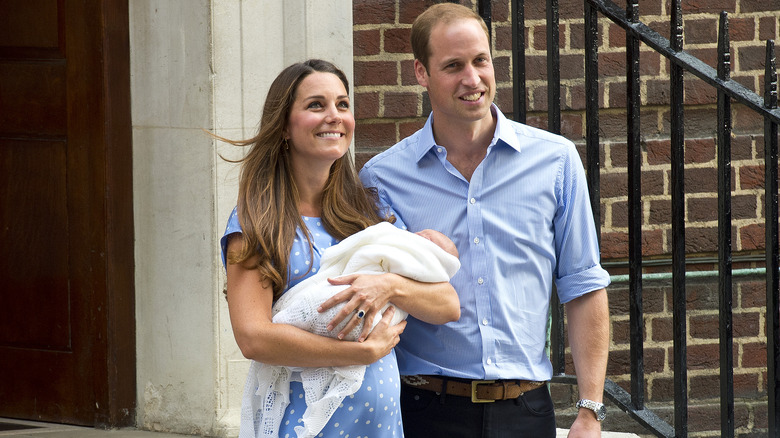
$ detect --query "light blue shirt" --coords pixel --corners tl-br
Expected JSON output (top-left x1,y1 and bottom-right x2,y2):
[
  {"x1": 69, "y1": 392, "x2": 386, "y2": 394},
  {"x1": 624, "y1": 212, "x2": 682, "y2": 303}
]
[{"x1": 359, "y1": 105, "x2": 610, "y2": 381}]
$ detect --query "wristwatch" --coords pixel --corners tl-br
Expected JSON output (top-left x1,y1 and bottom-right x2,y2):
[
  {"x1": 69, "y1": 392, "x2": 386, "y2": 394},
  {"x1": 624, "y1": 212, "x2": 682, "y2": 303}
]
[{"x1": 576, "y1": 399, "x2": 606, "y2": 421}]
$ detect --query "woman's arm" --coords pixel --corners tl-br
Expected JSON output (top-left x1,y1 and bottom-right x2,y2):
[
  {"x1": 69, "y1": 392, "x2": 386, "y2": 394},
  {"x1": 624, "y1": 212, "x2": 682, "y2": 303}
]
[
  {"x1": 322, "y1": 273, "x2": 460, "y2": 342},
  {"x1": 225, "y1": 236, "x2": 405, "y2": 367}
]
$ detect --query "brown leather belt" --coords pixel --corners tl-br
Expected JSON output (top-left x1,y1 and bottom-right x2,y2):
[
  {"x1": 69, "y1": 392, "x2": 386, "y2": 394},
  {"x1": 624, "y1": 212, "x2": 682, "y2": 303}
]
[{"x1": 401, "y1": 375, "x2": 546, "y2": 403}]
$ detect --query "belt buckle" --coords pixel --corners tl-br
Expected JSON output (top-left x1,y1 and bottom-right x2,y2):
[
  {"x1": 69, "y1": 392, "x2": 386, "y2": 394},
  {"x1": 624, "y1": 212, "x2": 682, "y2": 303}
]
[{"x1": 471, "y1": 380, "x2": 496, "y2": 403}]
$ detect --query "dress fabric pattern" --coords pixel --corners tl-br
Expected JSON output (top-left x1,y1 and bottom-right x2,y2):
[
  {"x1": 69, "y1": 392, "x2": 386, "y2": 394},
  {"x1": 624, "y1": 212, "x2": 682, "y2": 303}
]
[{"x1": 221, "y1": 210, "x2": 405, "y2": 438}]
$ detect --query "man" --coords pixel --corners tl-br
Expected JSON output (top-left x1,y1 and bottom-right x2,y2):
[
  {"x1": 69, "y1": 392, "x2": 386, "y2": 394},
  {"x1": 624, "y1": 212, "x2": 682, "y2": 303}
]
[{"x1": 359, "y1": 3, "x2": 610, "y2": 437}]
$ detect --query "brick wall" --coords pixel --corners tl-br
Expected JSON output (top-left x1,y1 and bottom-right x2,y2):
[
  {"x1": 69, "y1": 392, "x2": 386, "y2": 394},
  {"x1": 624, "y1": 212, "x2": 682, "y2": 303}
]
[{"x1": 353, "y1": 0, "x2": 779, "y2": 436}]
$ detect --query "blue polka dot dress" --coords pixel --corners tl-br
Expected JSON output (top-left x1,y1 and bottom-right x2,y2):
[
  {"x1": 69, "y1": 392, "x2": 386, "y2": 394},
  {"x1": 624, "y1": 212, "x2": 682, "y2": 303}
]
[{"x1": 221, "y1": 208, "x2": 405, "y2": 437}]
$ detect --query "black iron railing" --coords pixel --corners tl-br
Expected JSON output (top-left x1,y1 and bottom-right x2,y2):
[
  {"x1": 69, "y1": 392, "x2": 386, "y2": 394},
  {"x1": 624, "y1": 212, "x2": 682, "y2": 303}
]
[{"x1": 474, "y1": 0, "x2": 780, "y2": 436}]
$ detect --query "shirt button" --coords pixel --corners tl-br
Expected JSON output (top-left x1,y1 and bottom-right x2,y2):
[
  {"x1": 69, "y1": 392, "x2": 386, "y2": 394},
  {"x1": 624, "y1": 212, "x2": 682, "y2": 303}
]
[
  {"x1": 482, "y1": 318, "x2": 488, "y2": 325},
  {"x1": 487, "y1": 358, "x2": 493, "y2": 365},
  {"x1": 470, "y1": 197, "x2": 476, "y2": 204},
  {"x1": 437, "y1": 147, "x2": 443, "y2": 153},
  {"x1": 473, "y1": 237, "x2": 480, "y2": 244},
  {"x1": 478, "y1": 277, "x2": 484, "y2": 285}
]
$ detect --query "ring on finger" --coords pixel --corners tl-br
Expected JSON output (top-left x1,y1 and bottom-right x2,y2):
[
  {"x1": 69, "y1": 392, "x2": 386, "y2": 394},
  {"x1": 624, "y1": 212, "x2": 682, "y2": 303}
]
[{"x1": 356, "y1": 309, "x2": 366, "y2": 319}]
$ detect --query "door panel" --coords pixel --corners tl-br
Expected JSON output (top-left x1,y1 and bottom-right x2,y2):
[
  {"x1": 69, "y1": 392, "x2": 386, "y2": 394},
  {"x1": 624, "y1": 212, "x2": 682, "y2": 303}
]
[{"x1": 0, "y1": 0, "x2": 134, "y2": 426}]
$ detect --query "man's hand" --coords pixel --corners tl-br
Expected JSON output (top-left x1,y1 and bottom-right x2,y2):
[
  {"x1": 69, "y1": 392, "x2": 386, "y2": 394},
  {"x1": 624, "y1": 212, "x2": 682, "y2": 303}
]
[{"x1": 567, "y1": 408, "x2": 602, "y2": 437}]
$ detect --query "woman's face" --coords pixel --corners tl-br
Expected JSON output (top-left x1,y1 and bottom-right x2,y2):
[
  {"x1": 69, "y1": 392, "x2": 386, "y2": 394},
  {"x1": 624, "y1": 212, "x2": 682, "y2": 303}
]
[{"x1": 285, "y1": 72, "x2": 354, "y2": 168}]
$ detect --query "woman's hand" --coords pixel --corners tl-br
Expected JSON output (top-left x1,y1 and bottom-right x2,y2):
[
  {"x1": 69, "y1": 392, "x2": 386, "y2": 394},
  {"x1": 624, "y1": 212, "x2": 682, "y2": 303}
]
[
  {"x1": 361, "y1": 306, "x2": 407, "y2": 361},
  {"x1": 319, "y1": 273, "x2": 398, "y2": 342}
]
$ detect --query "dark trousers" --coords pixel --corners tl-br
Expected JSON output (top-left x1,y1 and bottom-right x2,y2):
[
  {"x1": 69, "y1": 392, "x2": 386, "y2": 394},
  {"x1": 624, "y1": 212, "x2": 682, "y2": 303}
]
[{"x1": 400, "y1": 383, "x2": 557, "y2": 438}]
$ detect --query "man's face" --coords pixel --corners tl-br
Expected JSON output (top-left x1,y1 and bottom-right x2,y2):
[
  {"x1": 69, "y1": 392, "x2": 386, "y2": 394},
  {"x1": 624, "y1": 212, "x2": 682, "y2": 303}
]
[{"x1": 415, "y1": 18, "x2": 495, "y2": 126}]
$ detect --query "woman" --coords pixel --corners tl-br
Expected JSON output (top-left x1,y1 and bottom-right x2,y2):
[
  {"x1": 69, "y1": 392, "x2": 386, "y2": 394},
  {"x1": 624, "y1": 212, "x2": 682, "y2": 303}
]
[{"x1": 220, "y1": 59, "x2": 460, "y2": 438}]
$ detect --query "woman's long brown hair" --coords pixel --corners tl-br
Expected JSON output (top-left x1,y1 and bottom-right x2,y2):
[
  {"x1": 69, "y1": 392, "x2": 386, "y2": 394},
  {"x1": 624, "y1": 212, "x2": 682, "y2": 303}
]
[{"x1": 220, "y1": 59, "x2": 390, "y2": 301}]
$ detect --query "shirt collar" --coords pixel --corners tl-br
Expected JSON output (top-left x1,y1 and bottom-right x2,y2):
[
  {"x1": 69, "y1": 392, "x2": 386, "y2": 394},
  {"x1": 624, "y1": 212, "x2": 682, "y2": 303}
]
[{"x1": 414, "y1": 104, "x2": 522, "y2": 163}]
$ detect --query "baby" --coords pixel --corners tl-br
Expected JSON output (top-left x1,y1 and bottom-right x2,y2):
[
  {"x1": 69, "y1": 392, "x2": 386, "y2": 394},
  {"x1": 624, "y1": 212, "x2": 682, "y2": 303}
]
[
  {"x1": 272, "y1": 224, "x2": 460, "y2": 341},
  {"x1": 249, "y1": 222, "x2": 460, "y2": 438}
]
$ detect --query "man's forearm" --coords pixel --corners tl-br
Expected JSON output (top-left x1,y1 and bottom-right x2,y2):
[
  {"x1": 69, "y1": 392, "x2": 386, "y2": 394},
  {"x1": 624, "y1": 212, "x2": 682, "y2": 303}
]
[{"x1": 566, "y1": 288, "x2": 609, "y2": 402}]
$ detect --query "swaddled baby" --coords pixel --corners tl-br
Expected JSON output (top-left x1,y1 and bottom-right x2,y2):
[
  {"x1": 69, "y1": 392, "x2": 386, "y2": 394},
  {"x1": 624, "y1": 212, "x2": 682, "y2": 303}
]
[
  {"x1": 247, "y1": 222, "x2": 460, "y2": 438},
  {"x1": 272, "y1": 225, "x2": 459, "y2": 341}
]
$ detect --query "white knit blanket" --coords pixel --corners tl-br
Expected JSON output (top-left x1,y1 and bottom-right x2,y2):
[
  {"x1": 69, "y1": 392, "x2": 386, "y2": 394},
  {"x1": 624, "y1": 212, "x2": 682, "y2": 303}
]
[{"x1": 239, "y1": 222, "x2": 460, "y2": 438}]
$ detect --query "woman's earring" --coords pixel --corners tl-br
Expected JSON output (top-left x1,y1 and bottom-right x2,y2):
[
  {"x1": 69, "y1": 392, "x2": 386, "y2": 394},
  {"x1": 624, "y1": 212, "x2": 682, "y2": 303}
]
[{"x1": 284, "y1": 138, "x2": 289, "y2": 150}]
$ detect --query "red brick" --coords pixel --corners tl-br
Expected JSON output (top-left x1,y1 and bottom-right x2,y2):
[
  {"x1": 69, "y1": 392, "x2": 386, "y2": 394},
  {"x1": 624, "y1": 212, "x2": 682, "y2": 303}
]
[
  {"x1": 687, "y1": 281, "x2": 720, "y2": 311},
  {"x1": 646, "y1": 139, "x2": 670, "y2": 165},
  {"x1": 494, "y1": 55, "x2": 511, "y2": 82},
  {"x1": 732, "y1": 134, "x2": 754, "y2": 161},
  {"x1": 606, "y1": 347, "x2": 666, "y2": 375},
  {"x1": 600, "y1": 172, "x2": 627, "y2": 198},
  {"x1": 645, "y1": 79, "x2": 670, "y2": 106},
  {"x1": 730, "y1": 17, "x2": 757, "y2": 42},
  {"x1": 742, "y1": 342, "x2": 767, "y2": 368},
  {"x1": 384, "y1": 27, "x2": 411, "y2": 54},
  {"x1": 607, "y1": 285, "x2": 630, "y2": 314},
  {"x1": 608, "y1": 22, "x2": 626, "y2": 48},
  {"x1": 759, "y1": 16, "x2": 777, "y2": 41},
  {"x1": 354, "y1": 0, "x2": 395, "y2": 25},
  {"x1": 685, "y1": 18, "x2": 718, "y2": 45},
  {"x1": 597, "y1": 111, "x2": 628, "y2": 140},
  {"x1": 688, "y1": 404, "x2": 725, "y2": 434},
  {"x1": 355, "y1": 121, "x2": 396, "y2": 149},
  {"x1": 383, "y1": 92, "x2": 419, "y2": 118},
  {"x1": 608, "y1": 82, "x2": 626, "y2": 108},
  {"x1": 492, "y1": 1, "x2": 508, "y2": 22},
  {"x1": 733, "y1": 74, "x2": 758, "y2": 93},
  {"x1": 739, "y1": 164, "x2": 764, "y2": 189},
  {"x1": 560, "y1": 113, "x2": 583, "y2": 140},
  {"x1": 354, "y1": 29, "x2": 381, "y2": 56},
  {"x1": 689, "y1": 374, "x2": 721, "y2": 398},
  {"x1": 642, "y1": 170, "x2": 666, "y2": 196},
  {"x1": 608, "y1": 141, "x2": 627, "y2": 167},
  {"x1": 734, "y1": 103, "x2": 767, "y2": 133},
  {"x1": 645, "y1": 286, "x2": 668, "y2": 314},
  {"x1": 682, "y1": 0, "x2": 736, "y2": 13},
  {"x1": 609, "y1": 200, "x2": 628, "y2": 228},
  {"x1": 734, "y1": 373, "x2": 763, "y2": 398},
  {"x1": 685, "y1": 166, "x2": 718, "y2": 193},
  {"x1": 400, "y1": 59, "x2": 417, "y2": 86},
  {"x1": 355, "y1": 91, "x2": 380, "y2": 119},
  {"x1": 398, "y1": 119, "x2": 425, "y2": 139},
  {"x1": 569, "y1": 22, "x2": 584, "y2": 51},
  {"x1": 734, "y1": 311, "x2": 761, "y2": 337},
  {"x1": 611, "y1": 319, "x2": 630, "y2": 345},
  {"x1": 687, "y1": 197, "x2": 717, "y2": 222},
  {"x1": 566, "y1": 83, "x2": 586, "y2": 111},
  {"x1": 732, "y1": 194, "x2": 759, "y2": 220},
  {"x1": 494, "y1": 26, "x2": 512, "y2": 51},
  {"x1": 494, "y1": 89, "x2": 514, "y2": 117},
  {"x1": 600, "y1": 231, "x2": 628, "y2": 259},
  {"x1": 741, "y1": 0, "x2": 780, "y2": 12},
  {"x1": 529, "y1": 85, "x2": 548, "y2": 113},
  {"x1": 649, "y1": 376, "x2": 674, "y2": 401},
  {"x1": 399, "y1": 0, "x2": 438, "y2": 25},
  {"x1": 524, "y1": 54, "x2": 548, "y2": 81},
  {"x1": 683, "y1": 226, "x2": 720, "y2": 253},
  {"x1": 687, "y1": 343, "x2": 720, "y2": 369},
  {"x1": 687, "y1": 47, "x2": 718, "y2": 69},
  {"x1": 739, "y1": 223, "x2": 766, "y2": 251},
  {"x1": 354, "y1": 60, "x2": 398, "y2": 86},
  {"x1": 554, "y1": 52, "x2": 585, "y2": 79},
  {"x1": 690, "y1": 314, "x2": 719, "y2": 339},
  {"x1": 651, "y1": 316, "x2": 672, "y2": 342},
  {"x1": 598, "y1": 51, "x2": 625, "y2": 77},
  {"x1": 684, "y1": 76, "x2": 718, "y2": 105},
  {"x1": 648, "y1": 199, "x2": 671, "y2": 226},
  {"x1": 739, "y1": 281, "x2": 766, "y2": 309},
  {"x1": 738, "y1": 44, "x2": 768, "y2": 72}
]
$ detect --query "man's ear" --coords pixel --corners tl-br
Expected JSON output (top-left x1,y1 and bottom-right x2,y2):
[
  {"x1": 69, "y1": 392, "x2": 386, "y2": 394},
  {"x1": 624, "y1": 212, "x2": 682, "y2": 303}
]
[{"x1": 414, "y1": 59, "x2": 429, "y2": 88}]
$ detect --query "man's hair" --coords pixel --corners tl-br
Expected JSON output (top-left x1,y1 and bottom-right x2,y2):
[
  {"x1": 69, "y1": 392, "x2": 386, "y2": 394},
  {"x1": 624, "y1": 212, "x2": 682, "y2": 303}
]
[{"x1": 411, "y1": 2, "x2": 490, "y2": 72}]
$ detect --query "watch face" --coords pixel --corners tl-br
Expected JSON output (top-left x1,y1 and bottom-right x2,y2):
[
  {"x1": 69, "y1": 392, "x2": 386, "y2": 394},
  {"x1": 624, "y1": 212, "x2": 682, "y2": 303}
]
[{"x1": 597, "y1": 405, "x2": 607, "y2": 421}]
